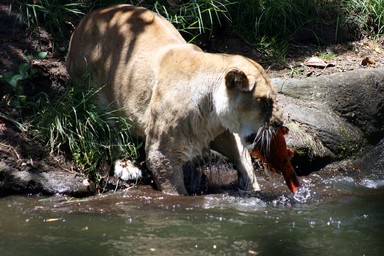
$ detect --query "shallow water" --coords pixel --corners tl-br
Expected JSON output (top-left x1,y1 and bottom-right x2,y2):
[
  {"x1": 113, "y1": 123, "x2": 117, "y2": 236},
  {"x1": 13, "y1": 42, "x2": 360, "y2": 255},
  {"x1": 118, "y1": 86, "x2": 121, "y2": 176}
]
[{"x1": 1, "y1": 143, "x2": 383, "y2": 256}]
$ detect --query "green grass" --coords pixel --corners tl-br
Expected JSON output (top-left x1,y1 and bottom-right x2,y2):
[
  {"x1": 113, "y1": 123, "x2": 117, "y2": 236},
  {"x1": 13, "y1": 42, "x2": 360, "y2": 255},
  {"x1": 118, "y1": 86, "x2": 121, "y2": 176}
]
[
  {"x1": 11, "y1": 0, "x2": 384, "y2": 56},
  {"x1": 342, "y1": 0, "x2": 384, "y2": 37},
  {"x1": 30, "y1": 85, "x2": 141, "y2": 181},
  {"x1": 229, "y1": 0, "x2": 384, "y2": 58},
  {"x1": 13, "y1": 0, "x2": 233, "y2": 45},
  {"x1": 13, "y1": 0, "x2": 89, "y2": 47},
  {"x1": 152, "y1": 0, "x2": 233, "y2": 42},
  {"x1": 229, "y1": 0, "x2": 315, "y2": 56}
]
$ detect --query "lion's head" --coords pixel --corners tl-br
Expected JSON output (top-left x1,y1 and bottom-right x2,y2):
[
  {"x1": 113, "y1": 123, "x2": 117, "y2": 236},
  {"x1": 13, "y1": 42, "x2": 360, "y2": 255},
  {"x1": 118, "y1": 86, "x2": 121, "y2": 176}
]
[{"x1": 213, "y1": 56, "x2": 283, "y2": 151}]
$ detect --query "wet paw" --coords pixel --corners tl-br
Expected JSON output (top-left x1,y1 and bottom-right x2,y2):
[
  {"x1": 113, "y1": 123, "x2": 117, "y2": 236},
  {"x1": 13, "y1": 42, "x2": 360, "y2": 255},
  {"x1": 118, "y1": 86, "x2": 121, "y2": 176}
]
[{"x1": 114, "y1": 160, "x2": 142, "y2": 181}]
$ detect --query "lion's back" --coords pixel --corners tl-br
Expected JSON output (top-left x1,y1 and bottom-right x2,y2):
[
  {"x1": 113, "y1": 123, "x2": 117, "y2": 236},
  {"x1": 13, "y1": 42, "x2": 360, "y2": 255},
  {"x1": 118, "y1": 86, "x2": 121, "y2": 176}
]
[
  {"x1": 67, "y1": 4, "x2": 185, "y2": 81},
  {"x1": 66, "y1": 4, "x2": 187, "y2": 135}
]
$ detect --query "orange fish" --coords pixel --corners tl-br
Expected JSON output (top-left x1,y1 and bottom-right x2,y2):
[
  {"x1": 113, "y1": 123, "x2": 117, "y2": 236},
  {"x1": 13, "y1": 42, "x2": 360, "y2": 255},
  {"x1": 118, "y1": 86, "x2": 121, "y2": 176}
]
[{"x1": 251, "y1": 126, "x2": 300, "y2": 193}]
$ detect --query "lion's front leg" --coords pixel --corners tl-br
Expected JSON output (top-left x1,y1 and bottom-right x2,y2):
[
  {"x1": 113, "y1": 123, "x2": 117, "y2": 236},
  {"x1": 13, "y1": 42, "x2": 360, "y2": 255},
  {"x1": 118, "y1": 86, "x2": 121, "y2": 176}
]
[
  {"x1": 146, "y1": 147, "x2": 188, "y2": 195},
  {"x1": 237, "y1": 146, "x2": 261, "y2": 192},
  {"x1": 211, "y1": 131, "x2": 260, "y2": 192}
]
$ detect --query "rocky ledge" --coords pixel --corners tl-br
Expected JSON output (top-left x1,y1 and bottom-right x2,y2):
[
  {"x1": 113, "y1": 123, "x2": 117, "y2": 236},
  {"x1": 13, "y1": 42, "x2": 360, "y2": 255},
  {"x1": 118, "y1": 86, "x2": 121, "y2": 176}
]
[{"x1": 273, "y1": 67, "x2": 384, "y2": 173}]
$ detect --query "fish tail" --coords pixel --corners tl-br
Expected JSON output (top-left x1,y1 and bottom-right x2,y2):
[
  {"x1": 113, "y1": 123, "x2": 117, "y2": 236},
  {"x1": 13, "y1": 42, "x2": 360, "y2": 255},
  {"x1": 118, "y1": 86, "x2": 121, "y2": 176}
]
[{"x1": 283, "y1": 165, "x2": 300, "y2": 194}]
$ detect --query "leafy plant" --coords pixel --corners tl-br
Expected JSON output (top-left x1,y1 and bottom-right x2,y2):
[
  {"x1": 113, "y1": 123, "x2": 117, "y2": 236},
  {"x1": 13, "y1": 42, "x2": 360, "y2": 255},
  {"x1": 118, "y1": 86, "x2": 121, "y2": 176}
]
[
  {"x1": 31, "y1": 85, "x2": 141, "y2": 181},
  {"x1": 0, "y1": 51, "x2": 47, "y2": 109}
]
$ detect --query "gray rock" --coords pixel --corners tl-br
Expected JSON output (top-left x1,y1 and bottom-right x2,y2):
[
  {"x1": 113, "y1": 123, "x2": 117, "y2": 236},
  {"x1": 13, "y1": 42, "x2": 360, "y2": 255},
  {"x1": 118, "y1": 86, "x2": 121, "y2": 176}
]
[
  {"x1": 0, "y1": 161, "x2": 96, "y2": 197},
  {"x1": 272, "y1": 68, "x2": 384, "y2": 171}
]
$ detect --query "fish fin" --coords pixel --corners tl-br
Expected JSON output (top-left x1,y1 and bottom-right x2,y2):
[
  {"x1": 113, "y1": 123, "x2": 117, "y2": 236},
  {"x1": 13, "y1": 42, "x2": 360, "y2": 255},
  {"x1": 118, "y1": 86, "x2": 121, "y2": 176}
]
[
  {"x1": 287, "y1": 148, "x2": 294, "y2": 159},
  {"x1": 288, "y1": 179, "x2": 298, "y2": 194}
]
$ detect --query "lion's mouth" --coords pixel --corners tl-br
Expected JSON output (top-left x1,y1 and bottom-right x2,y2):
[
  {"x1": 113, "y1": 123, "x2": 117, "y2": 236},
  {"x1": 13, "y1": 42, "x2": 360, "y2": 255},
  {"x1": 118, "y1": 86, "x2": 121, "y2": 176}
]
[{"x1": 245, "y1": 133, "x2": 257, "y2": 145}]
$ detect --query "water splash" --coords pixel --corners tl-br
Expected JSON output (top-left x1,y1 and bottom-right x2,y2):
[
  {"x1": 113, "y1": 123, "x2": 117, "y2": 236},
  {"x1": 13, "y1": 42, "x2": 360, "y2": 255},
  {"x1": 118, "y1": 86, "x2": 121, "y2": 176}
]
[
  {"x1": 359, "y1": 178, "x2": 384, "y2": 189},
  {"x1": 203, "y1": 194, "x2": 267, "y2": 211},
  {"x1": 271, "y1": 194, "x2": 291, "y2": 206},
  {"x1": 293, "y1": 185, "x2": 311, "y2": 203}
]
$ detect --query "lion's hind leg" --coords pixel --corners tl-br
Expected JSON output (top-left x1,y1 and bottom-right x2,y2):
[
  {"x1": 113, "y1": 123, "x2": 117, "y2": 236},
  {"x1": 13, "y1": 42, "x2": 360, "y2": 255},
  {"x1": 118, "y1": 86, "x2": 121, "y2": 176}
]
[{"x1": 146, "y1": 148, "x2": 189, "y2": 195}]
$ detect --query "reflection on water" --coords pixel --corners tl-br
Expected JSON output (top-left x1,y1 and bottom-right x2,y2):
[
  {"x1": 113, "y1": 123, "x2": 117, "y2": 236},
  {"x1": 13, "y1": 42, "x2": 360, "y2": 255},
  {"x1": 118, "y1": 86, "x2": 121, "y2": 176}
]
[{"x1": 1, "y1": 141, "x2": 383, "y2": 256}]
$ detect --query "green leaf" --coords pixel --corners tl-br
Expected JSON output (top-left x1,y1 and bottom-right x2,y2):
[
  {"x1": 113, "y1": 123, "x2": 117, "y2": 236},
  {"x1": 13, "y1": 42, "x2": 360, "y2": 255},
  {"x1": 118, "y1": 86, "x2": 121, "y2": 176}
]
[
  {"x1": 9, "y1": 74, "x2": 26, "y2": 87},
  {"x1": 36, "y1": 51, "x2": 48, "y2": 60},
  {"x1": 19, "y1": 63, "x2": 30, "y2": 74},
  {"x1": 3, "y1": 71, "x2": 15, "y2": 83},
  {"x1": 18, "y1": 95, "x2": 27, "y2": 105}
]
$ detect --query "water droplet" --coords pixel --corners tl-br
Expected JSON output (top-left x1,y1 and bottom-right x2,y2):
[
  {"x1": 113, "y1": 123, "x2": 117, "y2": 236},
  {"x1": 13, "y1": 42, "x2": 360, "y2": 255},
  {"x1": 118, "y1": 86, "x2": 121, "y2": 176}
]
[{"x1": 309, "y1": 221, "x2": 316, "y2": 228}]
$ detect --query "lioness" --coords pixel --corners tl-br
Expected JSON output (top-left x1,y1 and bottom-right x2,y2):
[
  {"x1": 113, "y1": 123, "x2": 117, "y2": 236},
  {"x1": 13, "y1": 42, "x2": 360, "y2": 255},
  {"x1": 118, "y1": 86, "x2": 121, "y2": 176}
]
[{"x1": 66, "y1": 4, "x2": 283, "y2": 195}]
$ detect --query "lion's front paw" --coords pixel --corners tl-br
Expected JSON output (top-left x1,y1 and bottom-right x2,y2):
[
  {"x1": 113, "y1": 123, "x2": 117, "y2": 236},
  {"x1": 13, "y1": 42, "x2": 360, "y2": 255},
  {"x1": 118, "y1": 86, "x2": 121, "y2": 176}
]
[
  {"x1": 249, "y1": 181, "x2": 261, "y2": 192},
  {"x1": 114, "y1": 160, "x2": 142, "y2": 181},
  {"x1": 239, "y1": 176, "x2": 261, "y2": 192}
]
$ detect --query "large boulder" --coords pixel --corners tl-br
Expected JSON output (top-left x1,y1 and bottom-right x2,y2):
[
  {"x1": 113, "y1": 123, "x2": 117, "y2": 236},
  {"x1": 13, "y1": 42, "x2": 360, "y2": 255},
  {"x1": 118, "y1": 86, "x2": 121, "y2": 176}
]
[{"x1": 272, "y1": 68, "x2": 384, "y2": 173}]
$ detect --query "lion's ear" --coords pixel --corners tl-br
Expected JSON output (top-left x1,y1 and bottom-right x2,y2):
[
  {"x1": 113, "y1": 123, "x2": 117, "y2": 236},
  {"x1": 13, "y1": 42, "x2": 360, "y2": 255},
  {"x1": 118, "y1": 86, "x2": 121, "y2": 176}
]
[{"x1": 225, "y1": 69, "x2": 255, "y2": 92}]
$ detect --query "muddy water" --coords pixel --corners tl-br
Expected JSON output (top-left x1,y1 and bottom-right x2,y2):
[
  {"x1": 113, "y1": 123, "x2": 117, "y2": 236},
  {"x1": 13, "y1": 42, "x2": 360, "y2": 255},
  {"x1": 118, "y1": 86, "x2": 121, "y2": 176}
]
[{"x1": 1, "y1": 143, "x2": 383, "y2": 256}]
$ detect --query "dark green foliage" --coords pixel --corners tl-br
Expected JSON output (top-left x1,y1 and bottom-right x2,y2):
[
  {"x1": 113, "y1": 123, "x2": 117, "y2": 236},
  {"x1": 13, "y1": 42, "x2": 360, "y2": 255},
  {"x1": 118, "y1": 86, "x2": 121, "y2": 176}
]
[
  {"x1": 13, "y1": 0, "x2": 89, "y2": 46},
  {"x1": 229, "y1": 0, "x2": 383, "y2": 56},
  {"x1": 341, "y1": 0, "x2": 384, "y2": 36},
  {"x1": 11, "y1": 0, "x2": 384, "y2": 55},
  {"x1": 0, "y1": 52, "x2": 47, "y2": 110},
  {"x1": 30, "y1": 85, "x2": 141, "y2": 180}
]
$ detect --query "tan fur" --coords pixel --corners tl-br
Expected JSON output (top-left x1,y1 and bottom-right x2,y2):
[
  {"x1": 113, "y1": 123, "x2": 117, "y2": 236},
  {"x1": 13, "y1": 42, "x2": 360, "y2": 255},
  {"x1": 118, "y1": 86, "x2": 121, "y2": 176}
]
[{"x1": 66, "y1": 4, "x2": 283, "y2": 195}]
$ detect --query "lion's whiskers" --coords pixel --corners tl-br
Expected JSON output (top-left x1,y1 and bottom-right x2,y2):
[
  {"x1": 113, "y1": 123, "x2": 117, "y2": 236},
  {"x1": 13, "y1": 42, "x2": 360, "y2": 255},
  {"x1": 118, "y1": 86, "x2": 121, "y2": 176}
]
[{"x1": 253, "y1": 124, "x2": 275, "y2": 157}]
